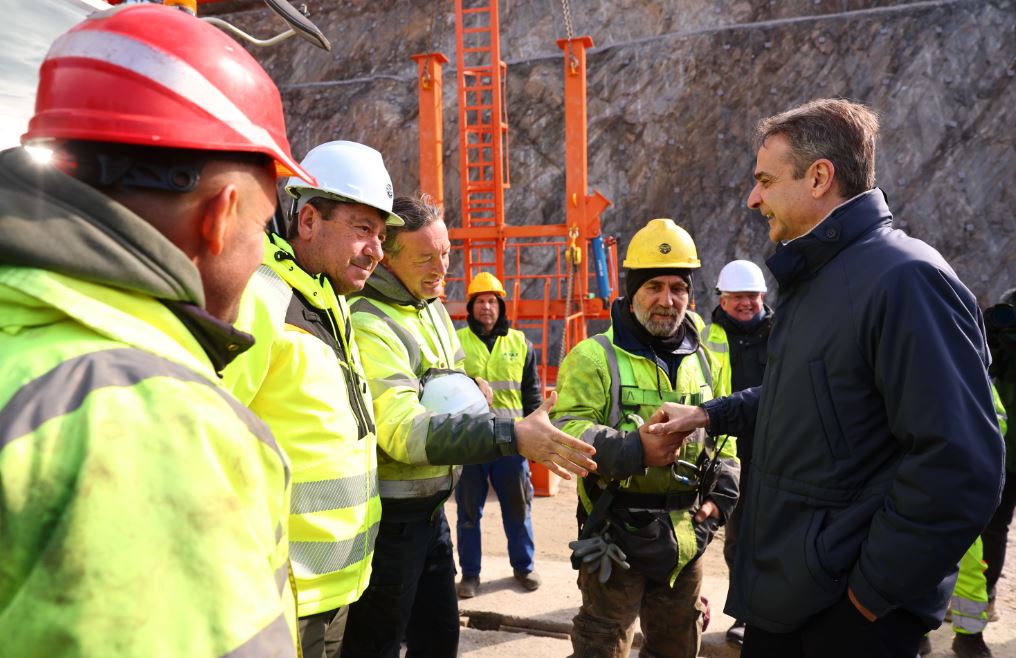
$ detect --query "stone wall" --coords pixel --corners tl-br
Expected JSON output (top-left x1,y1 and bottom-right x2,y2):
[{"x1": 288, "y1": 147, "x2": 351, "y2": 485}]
[{"x1": 218, "y1": 0, "x2": 1015, "y2": 307}]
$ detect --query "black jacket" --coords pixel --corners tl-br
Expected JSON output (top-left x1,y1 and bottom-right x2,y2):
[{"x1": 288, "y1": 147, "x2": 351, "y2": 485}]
[{"x1": 704, "y1": 189, "x2": 1004, "y2": 633}]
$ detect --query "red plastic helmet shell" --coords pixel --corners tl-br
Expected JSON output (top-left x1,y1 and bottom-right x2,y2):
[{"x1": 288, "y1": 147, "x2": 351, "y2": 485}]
[{"x1": 22, "y1": 4, "x2": 314, "y2": 185}]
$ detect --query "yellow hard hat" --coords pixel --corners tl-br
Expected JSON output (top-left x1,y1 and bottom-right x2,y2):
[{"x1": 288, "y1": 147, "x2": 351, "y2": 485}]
[
  {"x1": 467, "y1": 272, "x2": 507, "y2": 299},
  {"x1": 622, "y1": 218, "x2": 701, "y2": 269}
]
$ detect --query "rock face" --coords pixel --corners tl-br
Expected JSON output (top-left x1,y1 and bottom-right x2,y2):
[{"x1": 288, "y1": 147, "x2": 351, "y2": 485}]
[{"x1": 217, "y1": 0, "x2": 1014, "y2": 309}]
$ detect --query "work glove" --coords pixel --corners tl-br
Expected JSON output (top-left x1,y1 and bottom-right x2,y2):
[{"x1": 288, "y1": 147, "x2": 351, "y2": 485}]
[{"x1": 568, "y1": 533, "x2": 630, "y2": 583}]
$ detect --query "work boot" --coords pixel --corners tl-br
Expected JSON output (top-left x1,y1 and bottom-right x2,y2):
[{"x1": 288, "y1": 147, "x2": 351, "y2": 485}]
[
  {"x1": 513, "y1": 569, "x2": 541, "y2": 591},
  {"x1": 726, "y1": 620, "x2": 745, "y2": 646},
  {"x1": 952, "y1": 632, "x2": 992, "y2": 658},
  {"x1": 919, "y1": 635, "x2": 932, "y2": 656},
  {"x1": 457, "y1": 575, "x2": 480, "y2": 599}
]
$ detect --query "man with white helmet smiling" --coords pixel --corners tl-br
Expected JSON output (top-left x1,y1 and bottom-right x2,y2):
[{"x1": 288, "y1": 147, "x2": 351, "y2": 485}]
[
  {"x1": 224, "y1": 140, "x2": 402, "y2": 658},
  {"x1": 701, "y1": 259, "x2": 774, "y2": 646}
]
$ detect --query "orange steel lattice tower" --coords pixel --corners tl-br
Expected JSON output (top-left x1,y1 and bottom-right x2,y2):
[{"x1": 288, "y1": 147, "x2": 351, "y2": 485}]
[{"x1": 412, "y1": 1, "x2": 617, "y2": 390}]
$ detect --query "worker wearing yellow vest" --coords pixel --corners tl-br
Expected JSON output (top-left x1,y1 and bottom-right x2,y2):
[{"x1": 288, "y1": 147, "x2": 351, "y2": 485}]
[
  {"x1": 552, "y1": 219, "x2": 740, "y2": 658},
  {"x1": 342, "y1": 195, "x2": 596, "y2": 658},
  {"x1": 0, "y1": 6, "x2": 311, "y2": 656},
  {"x1": 454, "y1": 272, "x2": 544, "y2": 598},
  {"x1": 700, "y1": 259, "x2": 773, "y2": 646},
  {"x1": 224, "y1": 140, "x2": 403, "y2": 658}
]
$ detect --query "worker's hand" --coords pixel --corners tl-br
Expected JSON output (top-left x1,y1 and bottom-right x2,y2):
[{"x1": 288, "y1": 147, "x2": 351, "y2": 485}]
[
  {"x1": 474, "y1": 376, "x2": 494, "y2": 406},
  {"x1": 693, "y1": 498, "x2": 720, "y2": 523},
  {"x1": 515, "y1": 391, "x2": 597, "y2": 479},
  {"x1": 644, "y1": 402, "x2": 710, "y2": 437},
  {"x1": 638, "y1": 407, "x2": 688, "y2": 466},
  {"x1": 848, "y1": 587, "x2": 877, "y2": 621}
]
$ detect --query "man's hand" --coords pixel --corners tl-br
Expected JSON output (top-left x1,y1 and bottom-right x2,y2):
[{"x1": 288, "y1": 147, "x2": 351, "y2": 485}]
[
  {"x1": 693, "y1": 498, "x2": 720, "y2": 523},
  {"x1": 515, "y1": 391, "x2": 597, "y2": 479},
  {"x1": 474, "y1": 377, "x2": 494, "y2": 406},
  {"x1": 638, "y1": 407, "x2": 688, "y2": 467},
  {"x1": 645, "y1": 402, "x2": 710, "y2": 437}
]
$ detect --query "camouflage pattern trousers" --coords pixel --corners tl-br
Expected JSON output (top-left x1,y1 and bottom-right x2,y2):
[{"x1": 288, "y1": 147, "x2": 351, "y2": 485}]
[{"x1": 570, "y1": 555, "x2": 705, "y2": 658}]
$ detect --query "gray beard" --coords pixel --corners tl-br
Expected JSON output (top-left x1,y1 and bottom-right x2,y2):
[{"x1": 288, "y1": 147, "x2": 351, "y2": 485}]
[{"x1": 633, "y1": 304, "x2": 682, "y2": 337}]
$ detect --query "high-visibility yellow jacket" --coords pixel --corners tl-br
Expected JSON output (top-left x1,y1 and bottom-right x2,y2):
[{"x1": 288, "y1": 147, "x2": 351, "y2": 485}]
[
  {"x1": 224, "y1": 234, "x2": 381, "y2": 616},
  {"x1": 350, "y1": 266, "x2": 518, "y2": 520},
  {"x1": 0, "y1": 147, "x2": 295, "y2": 657},
  {"x1": 457, "y1": 326, "x2": 528, "y2": 419},
  {"x1": 552, "y1": 303, "x2": 739, "y2": 581}
]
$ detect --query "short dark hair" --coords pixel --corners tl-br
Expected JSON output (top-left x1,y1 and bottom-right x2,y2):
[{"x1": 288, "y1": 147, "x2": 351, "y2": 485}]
[
  {"x1": 286, "y1": 196, "x2": 387, "y2": 240},
  {"x1": 755, "y1": 98, "x2": 879, "y2": 200},
  {"x1": 386, "y1": 194, "x2": 441, "y2": 257}
]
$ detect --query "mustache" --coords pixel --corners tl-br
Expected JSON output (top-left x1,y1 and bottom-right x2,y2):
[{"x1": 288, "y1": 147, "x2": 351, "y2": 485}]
[{"x1": 649, "y1": 306, "x2": 678, "y2": 317}]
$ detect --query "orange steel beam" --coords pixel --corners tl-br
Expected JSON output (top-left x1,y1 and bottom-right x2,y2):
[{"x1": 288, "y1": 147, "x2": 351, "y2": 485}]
[
  {"x1": 411, "y1": 52, "x2": 449, "y2": 210},
  {"x1": 555, "y1": 35, "x2": 614, "y2": 352}
]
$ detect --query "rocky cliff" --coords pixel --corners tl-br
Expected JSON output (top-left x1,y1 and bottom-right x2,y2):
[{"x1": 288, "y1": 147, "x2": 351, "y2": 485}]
[{"x1": 215, "y1": 0, "x2": 1014, "y2": 308}]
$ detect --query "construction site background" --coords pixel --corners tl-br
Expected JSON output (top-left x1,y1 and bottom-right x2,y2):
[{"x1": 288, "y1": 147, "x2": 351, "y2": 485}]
[{"x1": 207, "y1": 0, "x2": 1014, "y2": 315}]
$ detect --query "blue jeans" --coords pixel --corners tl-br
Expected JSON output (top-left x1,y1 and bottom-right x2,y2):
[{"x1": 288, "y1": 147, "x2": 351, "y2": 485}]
[{"x1": 454, "y1": 455, "x2": 535, "y2": 577}]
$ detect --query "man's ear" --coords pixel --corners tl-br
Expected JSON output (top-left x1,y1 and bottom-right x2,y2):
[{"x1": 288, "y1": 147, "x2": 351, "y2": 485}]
[
  {"x1": 200, "y1": 183, "x2": 239, "y2": 256},
  {"x1": 808, "y1": 159, "x2": 837, "y2": 199},
  {"x1": 296, "y1": 203, "x2": 319, "y2": 241}
]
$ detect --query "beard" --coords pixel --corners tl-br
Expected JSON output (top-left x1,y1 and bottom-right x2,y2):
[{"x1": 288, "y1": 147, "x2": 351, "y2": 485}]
[{"x1": 633, "y1": 303, "x2": 683, "y2": 337}]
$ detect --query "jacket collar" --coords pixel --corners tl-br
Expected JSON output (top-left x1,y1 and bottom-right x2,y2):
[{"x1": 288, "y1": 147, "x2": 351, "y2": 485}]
[
  {"x1": 766, "y1": 188, "x2": 892, "y2": 289},
  {"x1": 0, "y1": 146, "x2": 204, "y2": 305},
  {"x1": 356, "y1": 262, "x2": 433, "y2": 310}
]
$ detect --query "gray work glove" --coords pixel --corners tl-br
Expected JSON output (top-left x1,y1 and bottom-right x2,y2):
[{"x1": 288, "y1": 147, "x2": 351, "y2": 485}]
[{"x1": 568, "y1": 533, "x2": 630, "y2": 583}]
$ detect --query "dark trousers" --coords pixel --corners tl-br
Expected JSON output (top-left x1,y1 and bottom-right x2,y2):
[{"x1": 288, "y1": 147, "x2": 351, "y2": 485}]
[
  {"x1": 341, "y1": 508, "x2": 459, "y2": 658},
  {"x1": 741, "y1": 596, "x2": 926, "y2": 658},
  {"x1": 982, "y1": 468, "x2": 1016, "y2": 597},
  {"x1": 455, "y1": 455, "x2": 535, "y2": 577},
  {"x1": 299, "y1": 606, "x2": 348, "y2": 658}
]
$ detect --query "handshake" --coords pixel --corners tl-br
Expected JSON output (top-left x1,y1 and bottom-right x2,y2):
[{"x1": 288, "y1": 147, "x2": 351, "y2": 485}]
[{"x1": 637, "y1": 402, "x2": 711, "y2": 468}]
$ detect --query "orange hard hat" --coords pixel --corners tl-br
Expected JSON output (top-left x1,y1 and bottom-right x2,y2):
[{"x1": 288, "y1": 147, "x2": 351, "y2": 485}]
[
  {"x1": 22, "y1": 4, "x2": 313, "y2": 184},
  {"x1": 467, "y1": 272, "x2": 507, "y2": 299}
]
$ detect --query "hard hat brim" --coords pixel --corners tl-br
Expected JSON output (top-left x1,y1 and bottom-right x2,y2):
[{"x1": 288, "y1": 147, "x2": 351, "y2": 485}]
[{"x1": 286, "y1": 187, "x2": 405, "y2": 226}]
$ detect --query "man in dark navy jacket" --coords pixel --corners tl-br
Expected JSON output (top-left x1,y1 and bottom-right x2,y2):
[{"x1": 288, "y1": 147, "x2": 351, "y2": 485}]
[{"x1": 648, "y1": 99, "x2": 1004, "y2": 658}]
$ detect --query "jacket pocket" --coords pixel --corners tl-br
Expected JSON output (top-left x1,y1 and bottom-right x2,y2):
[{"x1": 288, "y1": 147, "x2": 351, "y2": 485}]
[{"x1": 808, "y1": 360, "x2": 851, "y2": 459}]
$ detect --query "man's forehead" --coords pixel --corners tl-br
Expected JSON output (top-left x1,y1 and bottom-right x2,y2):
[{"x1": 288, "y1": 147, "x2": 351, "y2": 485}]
[{"x1": 644, "y1": 274, "x2": 688, "y2": 287}]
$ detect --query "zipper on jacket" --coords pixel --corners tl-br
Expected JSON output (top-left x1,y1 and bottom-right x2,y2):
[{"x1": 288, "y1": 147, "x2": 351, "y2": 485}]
[{"x1": 320, "y1": 275, "x2": 375, "y2": 440}]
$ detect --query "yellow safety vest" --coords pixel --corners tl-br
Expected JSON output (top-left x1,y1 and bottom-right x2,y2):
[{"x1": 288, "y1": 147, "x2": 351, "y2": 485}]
[{"x1": 457, "y1": 327, "x2": 527, "y2": 419}]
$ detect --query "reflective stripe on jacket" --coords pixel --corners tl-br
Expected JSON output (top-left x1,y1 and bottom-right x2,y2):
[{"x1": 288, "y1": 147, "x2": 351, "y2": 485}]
[
  {"x1": 552, "y1": 311, "x2": 738, "y2": 580},
  {"x1": 0, "y1": 268, "x2": 295, "y2": 657},
  {"x1": 702, "y1": 323, "x2": 733, "y2": 398},
  {"x1": 457, "y1": 327, "x2": 527, "y2": 419},
  {"x1": 224, "y1": 234, "x2": 381, "y2": 616}
]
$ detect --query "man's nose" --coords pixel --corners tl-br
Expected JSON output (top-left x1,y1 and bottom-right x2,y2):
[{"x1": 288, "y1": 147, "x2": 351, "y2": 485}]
[
  {"x1": 365, "y1": 235, "x2": 383, "y2": 261},
  {"x1": 747, "y1": 183, "x2": 762, "y2": 209}
]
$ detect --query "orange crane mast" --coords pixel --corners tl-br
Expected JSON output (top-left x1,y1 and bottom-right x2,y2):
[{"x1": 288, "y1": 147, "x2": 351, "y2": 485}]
[{"x1": 411, "y1": 0, "x2": 618, "y2": 392}]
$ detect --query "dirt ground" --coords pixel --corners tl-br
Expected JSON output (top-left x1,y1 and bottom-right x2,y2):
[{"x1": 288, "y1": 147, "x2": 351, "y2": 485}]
[{"x1": 445, "y1": 472, "x2": 1016, "y2": 657}]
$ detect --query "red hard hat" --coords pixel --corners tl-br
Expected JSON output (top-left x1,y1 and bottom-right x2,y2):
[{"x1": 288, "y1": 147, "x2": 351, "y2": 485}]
[{"x1": 22, "y1": 4, "x2": 314, "y2": 185}]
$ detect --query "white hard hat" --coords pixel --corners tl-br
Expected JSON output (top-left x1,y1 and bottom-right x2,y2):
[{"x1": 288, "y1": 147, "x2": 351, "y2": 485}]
[
  {"x1": 286, "y1": 140, "x2": 403, "y2": 226},
  {"x1": 419, "y1": 370, "x2": 490, "y2": 416},
  {"x1": 716, "y1": 260, "x2": 767, "y2": 293}
]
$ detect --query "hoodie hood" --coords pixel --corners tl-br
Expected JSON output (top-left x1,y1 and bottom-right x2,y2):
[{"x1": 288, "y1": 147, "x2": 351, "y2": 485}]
[
  {"x1": 0, "y1": 147, "x2": 204, "y2": 306},
  {"x1": 357, "y1": 262, "x2": 434, "y2": 309}
]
